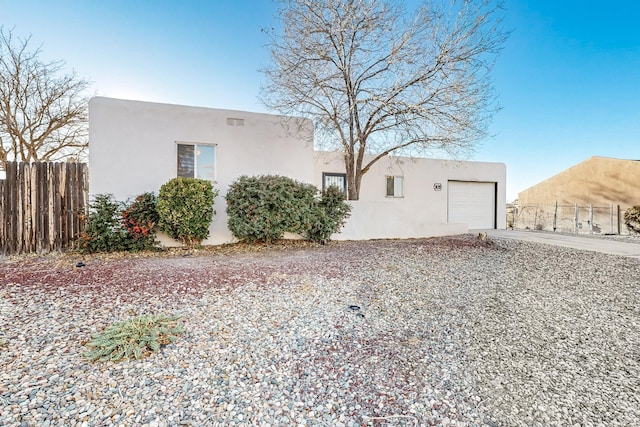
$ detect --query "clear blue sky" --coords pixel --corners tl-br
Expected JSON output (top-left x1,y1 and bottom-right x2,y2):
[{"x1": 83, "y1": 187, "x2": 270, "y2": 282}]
[{"x1": 3, "y1": 0, "x2": 639, "y2": 201}]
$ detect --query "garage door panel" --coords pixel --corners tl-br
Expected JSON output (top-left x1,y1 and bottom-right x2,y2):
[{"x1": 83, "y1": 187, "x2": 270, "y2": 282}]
[{"x1": 448, "y1": 181, "x2": 496, "y2": 229}]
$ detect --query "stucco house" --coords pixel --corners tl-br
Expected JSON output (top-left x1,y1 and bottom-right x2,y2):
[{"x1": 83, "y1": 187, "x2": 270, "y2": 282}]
[
  {"x1": 516, "y1": 156, "x2": 640, "y2": 234},
  {"x1": 89, "y1": 97, "x2": 506, "y2": 245}
]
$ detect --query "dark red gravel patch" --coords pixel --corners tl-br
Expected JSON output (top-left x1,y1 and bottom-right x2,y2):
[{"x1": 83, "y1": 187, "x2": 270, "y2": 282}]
[{"x1": 0, "y1": 235, "x2": 499, "y2": 305}]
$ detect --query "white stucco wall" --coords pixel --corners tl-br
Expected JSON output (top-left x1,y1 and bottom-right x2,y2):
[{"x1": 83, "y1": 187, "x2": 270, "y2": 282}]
[
  {"x1": 314, "y1": 151, "x2": 507, "y2": 240},
  {"x1": 89, "y1": 97, "x2": 506, "y2": 246},
  {"x1": 89, "y1": 97, "x2": 314, "y2": 245}
]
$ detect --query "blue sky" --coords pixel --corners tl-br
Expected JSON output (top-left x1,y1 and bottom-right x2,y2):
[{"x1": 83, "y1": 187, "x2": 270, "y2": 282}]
[{"x1": 2, "y1": 0, "x2": 639, "y2": 201}]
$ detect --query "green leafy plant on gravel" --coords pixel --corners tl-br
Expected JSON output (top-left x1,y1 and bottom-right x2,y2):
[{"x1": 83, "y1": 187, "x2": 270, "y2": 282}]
[{"x1": 84, "y1": 314, "x2": 184, "y2": 362}]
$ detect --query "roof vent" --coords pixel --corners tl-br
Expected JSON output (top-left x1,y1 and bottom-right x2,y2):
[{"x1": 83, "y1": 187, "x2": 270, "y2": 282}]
[{"x1": 226, "y1": 118, "x2": 245, "y2": 126}]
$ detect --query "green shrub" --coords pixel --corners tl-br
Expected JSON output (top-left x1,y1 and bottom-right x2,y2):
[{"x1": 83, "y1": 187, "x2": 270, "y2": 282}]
[
  {"x1": 79, "y1": 193, "x2": 161, "y2": 253},
  {"x1": 79, "y1": 194, "x2": 129, "y2": 253},
  {"x1": 226, "y1": 175, "x2": 350, "y2": 243},
  {"x1": 122, "y1": 192, "x2": 160, "y2": 251},
  {"x1": 84, "y1": 314, "x2": 183, "y2": 362},
  {"x1": 225, "y1": 175, "x2": 314, "y2": 243},
  {"x1": 157, "y1": 177, "x2": 217, "y2": 247},
  {"x1": 304, "y1": 185, "x2": 351, "y2": 243},
  {"x1": 624, "y1": 205, "x2": 640, "y2": 234}
]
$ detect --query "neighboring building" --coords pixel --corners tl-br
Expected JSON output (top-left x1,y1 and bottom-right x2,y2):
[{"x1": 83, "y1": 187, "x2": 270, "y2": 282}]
[
  {"x1": 89, "y1": 97, "x2": 506, "y2": 245},
  {"x1": 518, "y1": 156, "x2": 640, "y2": 206},
  {"x1": 516, "y1": 156, "x2": 640, "y2": 234}
]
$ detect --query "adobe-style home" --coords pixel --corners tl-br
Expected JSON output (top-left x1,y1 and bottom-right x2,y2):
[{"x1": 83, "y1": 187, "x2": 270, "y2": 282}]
[{"x1": 89, "y1": 97, "x2": 506, "y2": 245}]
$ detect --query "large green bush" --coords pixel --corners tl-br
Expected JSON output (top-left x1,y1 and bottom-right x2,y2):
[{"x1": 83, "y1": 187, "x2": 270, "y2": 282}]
[
  {"x1": 226, "y1": 175, "x2": 350, "y2": 243},
  {"x1": 624, "y1": 205, "x2": 640, "y2": 234},
  {"x1": 157, "y1": 177, "x2": 217, "y2": 247},
  {"x1": 304, "y1": 185, "x2": 352, "y2": 243}
]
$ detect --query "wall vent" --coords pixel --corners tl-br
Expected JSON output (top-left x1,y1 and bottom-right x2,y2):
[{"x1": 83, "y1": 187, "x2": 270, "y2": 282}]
[{"x1": 226, "y1": 118, "x2": 245, "y2": 126}]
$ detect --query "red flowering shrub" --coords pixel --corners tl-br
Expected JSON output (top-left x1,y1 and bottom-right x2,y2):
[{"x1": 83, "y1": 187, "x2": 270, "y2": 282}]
[
  {"x1": 79, "y1": 193, "x2": 160, "y2": 253},
  {"x1": 121, "y1": 192, "x2": 160, "y2": 251}
]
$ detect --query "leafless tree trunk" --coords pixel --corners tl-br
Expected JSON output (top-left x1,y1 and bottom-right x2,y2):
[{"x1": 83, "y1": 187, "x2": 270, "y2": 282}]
[
  {"x1": 0, "y1": 27, "x2": 90, "y2": 171},
  {"x1": 261, "y1": 0, "x2": 508, "y2": 200}
]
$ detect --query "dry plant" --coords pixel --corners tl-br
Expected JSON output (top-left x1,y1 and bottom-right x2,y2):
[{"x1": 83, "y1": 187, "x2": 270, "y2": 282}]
[{"x1": 84, "y1": 313, "x2": 184, "y2": 362}]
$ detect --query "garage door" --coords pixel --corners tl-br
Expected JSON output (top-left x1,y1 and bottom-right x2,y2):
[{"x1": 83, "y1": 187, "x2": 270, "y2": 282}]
[{"x1": 448, "y1": 181, "x2": 496, "y2": 229}]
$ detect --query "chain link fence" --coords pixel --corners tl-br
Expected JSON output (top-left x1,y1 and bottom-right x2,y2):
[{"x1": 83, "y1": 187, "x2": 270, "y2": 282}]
[{"x1": 507, "y1": 203, "x2": 632, "y2": 235}]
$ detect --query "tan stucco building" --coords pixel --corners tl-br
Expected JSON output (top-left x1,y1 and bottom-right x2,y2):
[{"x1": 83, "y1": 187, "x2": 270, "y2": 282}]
[
  {"x1": 516, "y1": 156, "x2": 640, "y2": 234},
  {"x1": 518, "y1": 156, "x2": 640, "y2": 206}
]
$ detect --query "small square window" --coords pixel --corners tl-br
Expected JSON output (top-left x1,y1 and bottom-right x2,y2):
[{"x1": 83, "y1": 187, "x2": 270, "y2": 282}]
[
  {"x1": 322, "y1": 172, "x2": 347, "y2": 195},
  {"x1": 177, "y1": 143, "x2": 216, "y2": 180},
  {"x1": 386, "y1": 176, "x2": 403, "y2": 197}
]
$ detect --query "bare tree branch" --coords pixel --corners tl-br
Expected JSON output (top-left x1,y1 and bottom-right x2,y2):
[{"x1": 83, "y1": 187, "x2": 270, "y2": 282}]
[
  {"x1": 0, "y1": 27, "x2": 90, "y2": 170},
  {"x1": 261, "y1": 0, "x2": 508, "y2": 199}
]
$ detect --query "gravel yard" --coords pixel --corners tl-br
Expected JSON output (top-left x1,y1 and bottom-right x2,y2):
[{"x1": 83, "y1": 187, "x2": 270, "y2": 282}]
[{"x1": 1, "y1": 235, "x2": 639, "y2": 427}]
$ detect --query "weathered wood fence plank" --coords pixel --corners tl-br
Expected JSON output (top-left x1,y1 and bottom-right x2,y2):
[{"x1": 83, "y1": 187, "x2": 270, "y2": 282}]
[{"x1": 0, "y1": 161, "x2": 88, "y2": 255}]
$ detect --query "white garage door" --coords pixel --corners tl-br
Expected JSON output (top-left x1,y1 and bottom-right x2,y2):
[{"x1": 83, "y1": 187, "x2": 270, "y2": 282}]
[{"x1": 448, "y1": 181, "x2": 496, "y2": 229}]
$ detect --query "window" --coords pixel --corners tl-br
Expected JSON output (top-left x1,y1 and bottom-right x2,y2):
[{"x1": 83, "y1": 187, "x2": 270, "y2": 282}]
[
  {"x1": 322, "y1": 172, "x2": 347, "y2": 195},
  {"x1": 177, "y1": 143, "x2": 216, "y2": 180},
  {"x1": 386, "y1": 176, "x2": 404, "y2": 197}
]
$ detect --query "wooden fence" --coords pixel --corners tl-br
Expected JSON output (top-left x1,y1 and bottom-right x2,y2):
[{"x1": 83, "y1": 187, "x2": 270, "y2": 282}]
[{"x1": 0, "y1": 161, "x2": 89, "y2": 255}]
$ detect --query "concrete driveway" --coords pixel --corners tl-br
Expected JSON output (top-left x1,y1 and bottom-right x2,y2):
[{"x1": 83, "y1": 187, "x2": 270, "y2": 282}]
[{"x1": 484, "y1": 229, "x2": 640, "y2": 260}]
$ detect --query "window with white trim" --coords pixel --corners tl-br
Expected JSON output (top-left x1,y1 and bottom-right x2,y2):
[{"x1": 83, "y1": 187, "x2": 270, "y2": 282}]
[
  {"x1": 322, "y1": 172, "x2": 347, "y2": 195},
  {"x1": 386, "y1": 176, "x2": 404, "y2": 197},
  {"x1": 177, "y1": 143, "x2": 216, "y2": 180}
]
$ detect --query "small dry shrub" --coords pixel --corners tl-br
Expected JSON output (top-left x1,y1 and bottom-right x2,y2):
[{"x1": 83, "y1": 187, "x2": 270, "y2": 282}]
[{"x1": 84, "y1": 313, "x2": 183, "y2": 362}]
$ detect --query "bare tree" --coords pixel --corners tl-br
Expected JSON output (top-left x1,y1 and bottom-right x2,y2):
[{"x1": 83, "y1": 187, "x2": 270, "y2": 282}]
[
  {"x1": 0, "y1": 27, "x2": 90, "y2": 170},
  {"x1": 261, "y1": 0, "x2": 508, "y2": 200}
]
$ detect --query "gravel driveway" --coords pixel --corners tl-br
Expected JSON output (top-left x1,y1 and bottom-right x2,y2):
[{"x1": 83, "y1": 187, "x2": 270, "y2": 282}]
[{"x1": 1, "y1": 235, "x2": 639, "y2": 426}]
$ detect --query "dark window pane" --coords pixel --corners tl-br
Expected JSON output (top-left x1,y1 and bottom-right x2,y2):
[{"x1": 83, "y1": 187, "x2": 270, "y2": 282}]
[
  {"x1": 386, "y1": 176, "x2": 394, "y2": 196},
  {"x1": 177, "y1": 144, "x2": 195, "y2": 178},
  {"x1": 323, "y1": 173, "x2": 347, "y2": 194}
]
